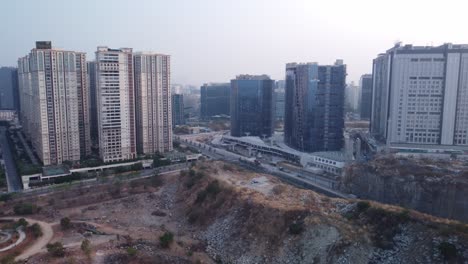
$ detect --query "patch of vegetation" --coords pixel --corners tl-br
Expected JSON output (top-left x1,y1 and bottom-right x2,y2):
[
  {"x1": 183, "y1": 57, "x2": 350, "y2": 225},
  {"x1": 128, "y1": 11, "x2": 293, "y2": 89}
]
[
  {"x1": 438, "y1": 242, "x2": 458, "y2": 261},
  {"x1": 153, "y1": 154, "x2": 171, "y2": 168},
  {"x1": 289, "y1": 221, "x2": 304, "y2": 235},
  {"x1": 13, "y1": 203, "x2": 38, "y2": 215},
  {"x1": 357, "y1": 201, "x2": 370, "y2": 212},
  {"x1": 81, "y1": 239, "x2": 92, "y2": 257},
  {"x1": 60, "y1": 217, "x2": 72, "y2": 230},
  {"x1": 195, "y1": 180, "x2": 221, "y2": 204},
  {"x1": 0, "y1": 255, "x2": 16, "y2": 264},
  {"x1": 30, "y1": 223, "x2": 43, "y2": 238},
  {"x1": 16, "y1": 218, "x2": 29, "y2": 227},
  {"x1": 185, "y1": 170, "x2": 205, "y2": 189},
  {"x1": 126, "y1": 247, "x2": 137, "y2": 257},
  {"x1": 47, "y1": 242, "x2": 65, "y2": 257},
  {"x1": 0, "y1": 193, "x2": 14, "y2": 202},
  {"x1": 222, "y1": 164, "x2": 233, "y2": 171},
  {"x1": 159, "y1": 231, "x2": 174, "y2": 248}
]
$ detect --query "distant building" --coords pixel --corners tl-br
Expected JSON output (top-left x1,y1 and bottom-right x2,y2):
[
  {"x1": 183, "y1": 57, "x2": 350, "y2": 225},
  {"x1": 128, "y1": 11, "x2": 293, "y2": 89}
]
[
  {"x1": 275, "y1": 80, "x2": 285, "y2": 121},
  {"x1": 372, "y1": 43, "x2": 468, "y2": 151},
  {"x1": 87, "y1": 61, "x2": 98, "y2": 147},
  {"x1": 96, "y1": 46, "x2": 136, "y2": 163},
  {"x1": 359, "y1": 74, "x2": 373, "y2": 120},
  {"x1": 0, "y1": 67, "x2": 19, "y2": 111},
  {"x1": 134, "y1": 53, "x2": 173, "y2": 154},
  {"x1": 230, "y1": 75, "x2": 274, "y2": 137},
  {"x1": 284, "y1": 61, "x2": 346, "y2": 152},
  {"x1": 172, "y1": 94, "x2": 185, "y2": 126},
  {"x1": 17, "y1": 41, "x2": 90, "y2": 165},
  {"x1": 200, "y1": 83, "x2": 230, "y2": 119},
  {"x1": 345, "y1": 82, "x2": 360, "y2": 112}
]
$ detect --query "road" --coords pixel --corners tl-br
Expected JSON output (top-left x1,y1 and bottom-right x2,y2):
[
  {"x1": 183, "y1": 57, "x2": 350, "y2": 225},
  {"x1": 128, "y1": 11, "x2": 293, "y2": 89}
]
[
  {"x1": 16, "y1": 131, "x2": 39, "y2": 165},
  {"x1": 0, "y1": 126, "x2": 22, "y2": 192},
  {"x1": 176, "y1": 135, "x2": 350, "y2": 199}
]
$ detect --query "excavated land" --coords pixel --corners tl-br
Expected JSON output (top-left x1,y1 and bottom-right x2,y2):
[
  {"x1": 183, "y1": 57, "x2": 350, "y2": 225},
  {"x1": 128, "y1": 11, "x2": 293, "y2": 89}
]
[
  {"x1": 342, "y1": 155, "x2": 468, "y2": 222},
  {"x1": 0, "y1": 160, "x2": 467, "y2": 263}
]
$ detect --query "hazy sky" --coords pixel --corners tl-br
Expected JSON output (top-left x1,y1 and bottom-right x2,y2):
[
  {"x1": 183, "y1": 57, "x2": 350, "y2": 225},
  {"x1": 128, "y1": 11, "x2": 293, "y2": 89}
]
[{"x1": 2, "y1": 0, "x2": 468, "y2": 86}]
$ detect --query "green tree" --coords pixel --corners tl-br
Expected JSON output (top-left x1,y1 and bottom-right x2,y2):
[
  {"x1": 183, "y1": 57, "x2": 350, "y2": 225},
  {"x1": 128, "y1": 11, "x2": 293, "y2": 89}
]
[
  {"x1": 81, "y1": 239, "x2": 92, "y2": 258},
  {"x1": 159, "y1": 231, "x2": 174, "y2": 248},
  {"x1": 47, "y1": 242, "x2": 65, "y2": 257},
  {"x1": 31, "y1": 223, "x2": 43, "y2": 238},
  {"x1": 60, "y1": 217, "x2": 72, "y2": 230},
  {"x1": 126, "y1": 247, "x2": 137, "y2": 257},
  {"x1": 16, "y1": 218, "x2": 29, "y2": 227}
]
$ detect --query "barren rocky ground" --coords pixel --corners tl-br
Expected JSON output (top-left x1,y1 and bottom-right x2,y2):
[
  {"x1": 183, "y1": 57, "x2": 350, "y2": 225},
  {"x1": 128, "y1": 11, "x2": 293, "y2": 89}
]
[{"x1": 0, "y1": 160, "x2": 467, "y2": 263}]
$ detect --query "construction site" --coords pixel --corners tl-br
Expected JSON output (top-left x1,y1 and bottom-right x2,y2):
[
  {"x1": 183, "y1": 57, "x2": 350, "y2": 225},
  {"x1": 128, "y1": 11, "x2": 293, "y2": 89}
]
[{"x1": 0, "y1": 160, "x2": 466, "y2": 263}]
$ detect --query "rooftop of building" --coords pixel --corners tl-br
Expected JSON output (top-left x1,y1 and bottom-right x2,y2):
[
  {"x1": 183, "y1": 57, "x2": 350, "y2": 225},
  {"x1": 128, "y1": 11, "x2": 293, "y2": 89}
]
[
  {"x1": 313, "y1": 151, "x2": 348, "y2": 162},
  {"x1": 234, "y1": 74, "x2": 271, "y2": 80},
  {"x1": 42, "y1": 165, "x2": 70, "y2": 177},
  {"x1": 97, "y1": 46, "x2": 132, "y2": 53}
]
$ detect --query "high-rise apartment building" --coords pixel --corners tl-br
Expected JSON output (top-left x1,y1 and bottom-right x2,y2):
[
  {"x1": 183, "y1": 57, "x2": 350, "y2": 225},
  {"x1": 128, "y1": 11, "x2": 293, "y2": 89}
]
[
  {"x1": 0, "y1": 67, "x2": 19, "y2": 111},
  {"x1": 17, "y1": 41, "x2": 90, "y2": 165},
  {"x1": 359, "y1": 74, "x2": 373, "y2": 120},
  {"x1": 371, "y1": 43, "x2": 468, "y2": 149},
  {"x1": 284, "y1": 61, "x2": 346, "y2": 152},
  {"x1": 95, "y1": 47, "x2": 136, "y2": 162},
  {"x1": 200, "y1": 83, "x2": 230, "y2": 119},
  {"x1": 172, "y1": 94, "x2": 185, "y2": 126},
  {"x1": 230, "y1": 75, "x2": 274, "y2": 138},
  {"x1": 134, "y1": 53, "x2": 173, "y2": 154},
  {"x1": 275, "y1": 80, "x2": 285, "y2": 121},
  {"x1": 76, "y1": 53, "x2": 91, "y2": 157},
  {"x1": 87, "y1": 61, "x2": 98, "y2": 147}
]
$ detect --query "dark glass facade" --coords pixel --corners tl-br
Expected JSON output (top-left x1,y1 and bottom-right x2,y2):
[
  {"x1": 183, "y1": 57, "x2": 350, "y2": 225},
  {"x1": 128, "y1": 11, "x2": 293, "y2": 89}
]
[
  {"x1": 172, "y1": 94, "x2": 185, "y2": 126},
  {"x1": 0, "y1": 67, "x2": 19, "y2": 110},
  {"x1": 200, "y1": 83, "x2": 230, "y2": 119},
  {"x1": 360, "y1": 74, "x2": 373, "y2": 120},
  {"x1": 284, "y1": 61, "x2": 346, "y2": 152},
  {"x1": 87, "y1": 61, "x2": 98, "y2": 145},
  {"x1": 230, "y1": 75, "x2": 274, "y2": 137}
]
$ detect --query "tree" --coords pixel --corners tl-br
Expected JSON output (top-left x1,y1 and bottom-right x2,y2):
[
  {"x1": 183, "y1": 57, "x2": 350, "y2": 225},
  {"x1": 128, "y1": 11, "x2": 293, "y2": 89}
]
[
  {"x1": 16, "y1": 218, "x2": 29, "y2": 227},
  {"x1": 81, "y1": 239, "x2": 92, "y2": 258},
  {"x1": 13, "y1": 203, "x2": 36, "y2": 215},
  {"x1": 47, "y1": 242, "x2": 65, "y2": 257},
  {"x1": 126, "y1": 247, "x2": 137, "y2": 257},
  {"x1": 60, "y1": 217, "x2": 72, "y2": 230},
  {"x1": 31, "y1": 223, "x2": 43, "y2": 238}
]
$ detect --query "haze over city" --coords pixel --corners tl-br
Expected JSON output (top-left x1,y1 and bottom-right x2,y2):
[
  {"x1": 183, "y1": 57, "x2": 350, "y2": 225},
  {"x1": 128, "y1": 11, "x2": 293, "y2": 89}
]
[
  {"x1": 2, "y1": 0, "x2": 468, "y2": 85},
  {"x1": 1, "y1": 0, "x2": 468, "y2": 263}
]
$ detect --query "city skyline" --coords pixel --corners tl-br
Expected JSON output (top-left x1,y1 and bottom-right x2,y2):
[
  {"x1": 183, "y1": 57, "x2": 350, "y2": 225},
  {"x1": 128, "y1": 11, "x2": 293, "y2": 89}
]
[{"x1": 2, "y1": 0, "x2": 468, "y2": 86}]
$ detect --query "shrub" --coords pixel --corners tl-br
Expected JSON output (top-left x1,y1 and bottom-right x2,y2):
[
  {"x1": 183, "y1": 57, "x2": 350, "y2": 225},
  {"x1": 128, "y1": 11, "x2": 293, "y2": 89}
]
[
  {"x1": 13, "y1": 203, "x2": 36, "y2": 215},
  {"x1": 206, "y1": 180, "x2": 221, "y2": 195},
  {"x1": 47, "y1": 242, "x2": 65, "y2": 257},
  {"x1": 438, "y1": 242, "x2": 457, "y2": 260},
  {"x1": 126, "y1": 247, "x2": 137, "y2": 257},
  {"x1": 16, "y1": 218, "x2": 29, "y2": 227},
  {"x1": 0, "y1": 255, "x2": 15, "y2": 264},
  {"x1": 357, "y1": 201, "x2": 370, "y2": 212},
  {"x1": 0, "y1": 193, "x2": 13, "y2": 202},
  {"x1": 31, "y1": 223, "x2": 42, "y2": 238},
  {"x1": 159, "y1": 231, "x2": 174, "y2": 248},
  {"x1": 60, "y1": 217, "x2": 72, "y2": 230},
  {"x1": 195, "y1": 190, "x2": 208, "y2": 204},
  {"x1": 289, "y1": 221, "x2": 304, "y2": 235},
  {"x1": 81, "y1": 239, "x2": 92, "y2": 257}
]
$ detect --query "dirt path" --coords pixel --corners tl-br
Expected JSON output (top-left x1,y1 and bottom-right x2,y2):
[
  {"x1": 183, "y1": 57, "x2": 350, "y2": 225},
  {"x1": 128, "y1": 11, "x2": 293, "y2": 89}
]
[{"x1": 0, "y1": 217, "x2": 54, "y2": 261}]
